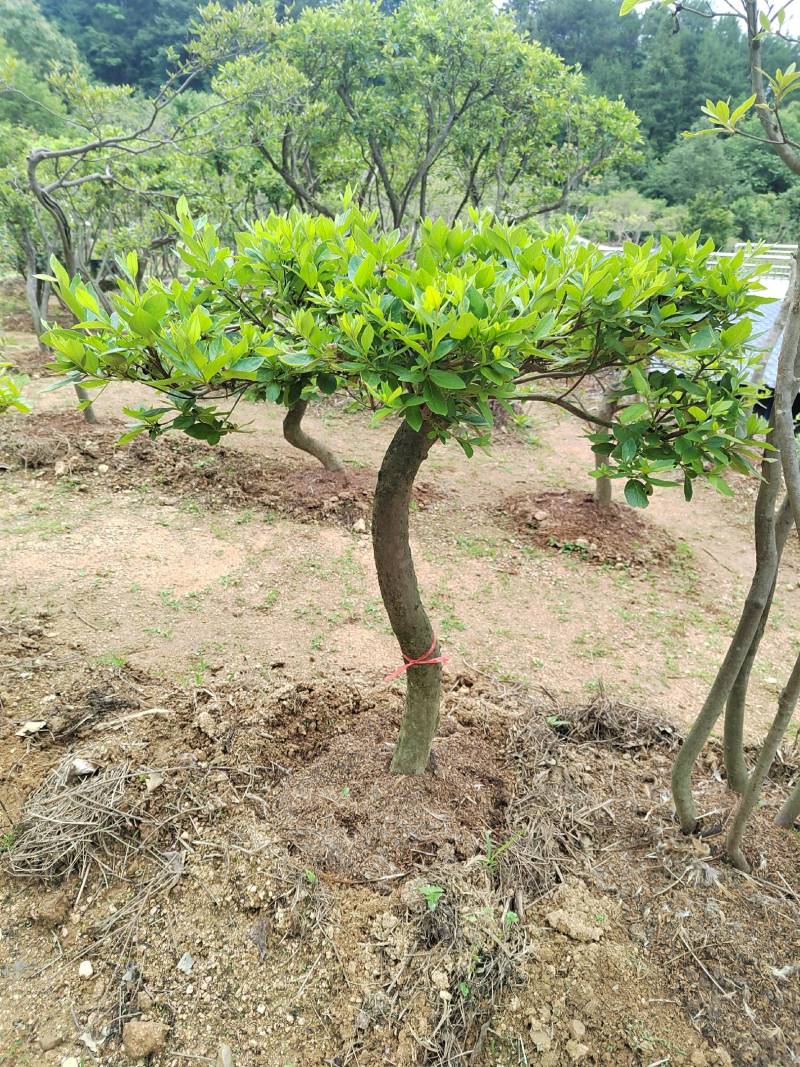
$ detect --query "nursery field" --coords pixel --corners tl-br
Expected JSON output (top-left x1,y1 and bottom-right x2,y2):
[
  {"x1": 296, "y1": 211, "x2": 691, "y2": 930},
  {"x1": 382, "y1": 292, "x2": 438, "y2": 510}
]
[{"x1": 1, "y1": 308, "x2": 799, "y2": 1067}]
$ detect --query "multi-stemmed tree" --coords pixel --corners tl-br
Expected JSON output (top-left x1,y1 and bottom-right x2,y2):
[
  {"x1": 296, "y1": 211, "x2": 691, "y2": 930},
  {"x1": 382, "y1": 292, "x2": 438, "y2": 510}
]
[
  {"x1": 622, "y1": 0, "x2": 800, "y2": 868},
  {"x1": 44, "y1": 203, "x2": 767, "y2": 778}
]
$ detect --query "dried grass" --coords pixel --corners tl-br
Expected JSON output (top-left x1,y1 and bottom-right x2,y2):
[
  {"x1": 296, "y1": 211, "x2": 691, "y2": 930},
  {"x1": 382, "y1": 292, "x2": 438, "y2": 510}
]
[
  {"x1": 2, "y1": 755, "x2": 143, "y2": 888},
  {"x1": 408, "y1": 867, "x2": 531, "y2": 1067},
  {"x1": 559, "y1": 687, "x2": 681, "y2": 751}
]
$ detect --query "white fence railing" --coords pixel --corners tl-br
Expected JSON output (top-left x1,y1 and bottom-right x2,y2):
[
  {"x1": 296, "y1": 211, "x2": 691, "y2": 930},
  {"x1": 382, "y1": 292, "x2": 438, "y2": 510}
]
[{"x1": 708, "y1": 243, "x2": 795, "y2": 279}]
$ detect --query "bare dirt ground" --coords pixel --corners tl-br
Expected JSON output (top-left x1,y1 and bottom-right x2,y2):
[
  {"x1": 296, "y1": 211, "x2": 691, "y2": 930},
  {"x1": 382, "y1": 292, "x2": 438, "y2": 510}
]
[{"x1": 1, "y1": 322, "x2": 799, "y2": 1066}]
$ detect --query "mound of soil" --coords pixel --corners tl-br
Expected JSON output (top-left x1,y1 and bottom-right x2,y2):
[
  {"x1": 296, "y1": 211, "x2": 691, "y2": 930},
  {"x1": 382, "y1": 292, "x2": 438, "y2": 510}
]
[
  {"x1": 0, "y1": 411, "x2": 436, "y2": 527},
  {"x1": 1, "y1": 658, "x2": 799, "y2": 1066},
  {"x1": 274, "y1": 699, "x2": 512, "y2": 879},
  {"x1": 504, "y1": 488, "x2": 675, "y2": 568},
  {"x1": 4, "y1": 345, "x2": 50, "y2": 377}
]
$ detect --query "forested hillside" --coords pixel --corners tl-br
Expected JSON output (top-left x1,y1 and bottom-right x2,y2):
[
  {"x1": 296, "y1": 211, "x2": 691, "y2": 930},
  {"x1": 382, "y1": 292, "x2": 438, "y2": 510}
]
[{"x1": 4, "y1": 0, "x2": 796, "y2": 248}]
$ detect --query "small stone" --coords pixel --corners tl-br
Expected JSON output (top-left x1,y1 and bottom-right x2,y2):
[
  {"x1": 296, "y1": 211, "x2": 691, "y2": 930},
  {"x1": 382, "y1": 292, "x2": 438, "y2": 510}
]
[
  {"x1": 177, "y1": 951, "x2": 194, "y2": 974},
  {"x1": 195, "y1": 711, "x2": 216, "y2": 738},
  {"x1": 566, "y1": 1040, "x2": 589, "y2": 1062},
  {"x1": 690, "y1": 1053, "x2": 708, "y2": 1067},
  {"x1": 122, "y1": 1020, "x2": 169, "y2": 1060},
  {"x1": 533, "y1": 510, "x2": 548, "y2": 522},
  {"x1": 568, "y1": 1019, "x2": 586, "y2": 1041},
  {"x1": 61, "y1": 1058, "x2": 80, "y2": 1067},
  {"x1": 39, "y1": 1028, "x2": 64, "y2": 1052},
  {"x1": 216, "y1": 1043, "x2": 234, "y2": 1067},
  {"x1": 78, "y1": 960, "x2": 94, "y2": 979},
  {"x1": 137, "y1": 992, "x2": 153, "y2": 1012},
  {"x1": 97, "y1": 463, "x2": 109, "y2": 473},
  {"x1": 353, "y1": 518, "x2": 367, "y2": 534},
  {"x1": 530, "y1": 1030, "x2": 551, "y2": 1052}
]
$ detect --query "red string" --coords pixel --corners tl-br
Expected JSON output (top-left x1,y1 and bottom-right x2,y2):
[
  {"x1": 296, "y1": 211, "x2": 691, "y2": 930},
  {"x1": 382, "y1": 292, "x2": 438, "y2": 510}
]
[{"x1": 384, "y1": 637, "x2": 448, "y2": 681}]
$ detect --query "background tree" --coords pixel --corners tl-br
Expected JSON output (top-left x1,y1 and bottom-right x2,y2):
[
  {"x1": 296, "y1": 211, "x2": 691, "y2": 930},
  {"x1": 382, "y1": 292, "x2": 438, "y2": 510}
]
[{"x1": 198, "y1": 0, "x2": 641, "y2": 229}]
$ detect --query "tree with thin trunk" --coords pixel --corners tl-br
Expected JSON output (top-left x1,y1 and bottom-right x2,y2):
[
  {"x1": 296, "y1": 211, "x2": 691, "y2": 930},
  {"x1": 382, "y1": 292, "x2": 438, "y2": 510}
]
[
  {"x1": 44, "y1": 207, "x2": 769, "y2": 775},
  {"x1": 623, "y1": 0, "x2": 800, "y2": 865}
]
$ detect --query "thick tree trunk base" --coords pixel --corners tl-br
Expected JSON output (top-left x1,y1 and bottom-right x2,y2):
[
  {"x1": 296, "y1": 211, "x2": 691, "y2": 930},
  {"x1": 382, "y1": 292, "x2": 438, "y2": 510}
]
[{"x1": 373, "y1": 420, "x2": 441, "y2": 776}]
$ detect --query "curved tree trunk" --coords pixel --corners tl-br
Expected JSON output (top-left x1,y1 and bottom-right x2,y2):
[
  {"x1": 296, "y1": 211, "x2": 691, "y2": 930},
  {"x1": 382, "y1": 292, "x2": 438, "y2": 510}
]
[
  {"x1": 282, "y1": 400, "x2": 344, "y2": 473},
  {"x1": 724, "y1": 495, "x2": 793, "y2": 792},
  {"x1": 671, "y1": 450, "x2": 782, "y2": 833},
  {"x1": 372, "y1": 419, "x2": 441, "y2": 774},
  {"x1": 775, "y1": 776, "x2": 800, "y2": 828},
  {"x1": 726, "y1": 648, "x2": 800, "y2": 871}
]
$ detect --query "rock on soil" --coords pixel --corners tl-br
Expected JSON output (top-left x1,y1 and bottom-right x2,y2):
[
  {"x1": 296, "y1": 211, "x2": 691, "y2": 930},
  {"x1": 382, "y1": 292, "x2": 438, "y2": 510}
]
[
  {"x1": 545, "y1": 908, "x2": 604, "y2": 943},
  {"x1": 122, "y1": 1020, "x2": 169, "y2": 1060}
]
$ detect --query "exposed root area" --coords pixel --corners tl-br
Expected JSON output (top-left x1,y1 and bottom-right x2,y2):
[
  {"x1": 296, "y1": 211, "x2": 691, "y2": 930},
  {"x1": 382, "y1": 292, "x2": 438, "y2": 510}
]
[{"x1": 1, "y1": 660, "x2": 798, "y2": 1065}]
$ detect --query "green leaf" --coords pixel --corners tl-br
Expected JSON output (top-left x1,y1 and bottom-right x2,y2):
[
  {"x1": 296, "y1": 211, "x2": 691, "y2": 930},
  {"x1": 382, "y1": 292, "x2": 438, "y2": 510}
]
[
  {"x1": 317, "y1": 372, "x2": 337, "y2": 395},
  {"x1": 467, "y1": 287, "x2": 488, "y2": 320},
  {"x1": 449, "y1": 312, "x2": 475, "y2": 340},
  {"x1": 629, "y1": 365, "x2": 649, "y2": 396},
  {"x1": 428, "y1": 368, "x2": 466, "y2": 390},
  {"x1": 184, "y1": 422, "x2": 222, "y2": 444},
  {"x1": 707, "y1": 473, "x2": 734, "y2": 497},
  {"x1": 354, "y1": 254, "x2": 376, "y2": 289},
  {"x1": 721, "y1": 318, "x2": 751, "y2": 347},
  {"x1": 618, "y1": 402, "x2": 649, "y2": 425},
  {"x1": 279, "y1": 350, "x2": 315, "y2": 368},
  {"x1": 405, "y1": 406, "x2": 423, "y2": 431},
  {"x1": 624, "y1": 480, "x2": 649, "y2": 508}
]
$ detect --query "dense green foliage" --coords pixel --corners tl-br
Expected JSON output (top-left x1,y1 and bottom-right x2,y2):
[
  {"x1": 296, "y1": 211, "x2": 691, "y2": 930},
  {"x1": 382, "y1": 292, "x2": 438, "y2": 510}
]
[
  {"x1": 508, "y1": 0, "x2": 799, "y2": 244},
  {"x1": 43, "y1": 201, "x2": 767, "y2": 501},
  {"x1": 37, "y1": 0, "x2": 233, "y2": 93}
]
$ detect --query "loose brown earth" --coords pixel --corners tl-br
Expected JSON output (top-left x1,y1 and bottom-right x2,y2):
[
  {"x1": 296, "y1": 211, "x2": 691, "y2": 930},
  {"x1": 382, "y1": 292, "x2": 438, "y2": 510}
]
[{"x1": 1, "y1": 315, "x2": 799, "y2": 1065}]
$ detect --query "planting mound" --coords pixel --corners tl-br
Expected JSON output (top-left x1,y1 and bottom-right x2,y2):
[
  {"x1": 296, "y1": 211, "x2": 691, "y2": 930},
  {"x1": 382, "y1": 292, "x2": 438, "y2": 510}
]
[
  {"x1": 4, "y1": 344, "x2": 49, "y2": 377},
  {"x1": 504, "y1": 488, "x2": 675, "y2": 568},
  {"x1": 0, "y1": 411, "x2": 436, "y2": 527},
  {"x1": 1, "y1": 653, "x2": 799, "y2": 1065},
  {"x1": 274, "y1": 700, "x2": 513, "y2": 879}
]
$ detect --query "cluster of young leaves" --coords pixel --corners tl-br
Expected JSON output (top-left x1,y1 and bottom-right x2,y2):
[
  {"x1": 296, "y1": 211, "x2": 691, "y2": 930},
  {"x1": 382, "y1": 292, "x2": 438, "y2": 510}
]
[
  {"x1": 0, "y1": 363, "x2": 28, "y2": 414},
  {"x1": 43, "y1": 202, "x2": 770, "y2": 502},
  {"x1": 41, "y1": 195, "x2": 397, "y2": 441}
]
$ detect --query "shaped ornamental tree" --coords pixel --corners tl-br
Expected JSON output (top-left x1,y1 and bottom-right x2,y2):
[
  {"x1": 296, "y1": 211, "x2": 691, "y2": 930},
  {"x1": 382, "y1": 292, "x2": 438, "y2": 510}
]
[{"x1": 44, "y1": 203, "x2": 767, "y2": 774}]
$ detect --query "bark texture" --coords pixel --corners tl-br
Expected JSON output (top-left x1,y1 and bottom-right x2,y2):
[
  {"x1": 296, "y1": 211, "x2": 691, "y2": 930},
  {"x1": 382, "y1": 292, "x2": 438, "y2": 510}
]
[
  {"x1": 671, "y1": 451, "x2": 782, "y2": 832},
  {"x1": 723, "y1": 496, "x2": 793, "y2": 792},
  {"x1": 372, "y1": 419, "x2": 441, "y2": 774},
  {"x1": 593, "y1": 382, "x2": 618, "y2": 508},
  {"x1": 775, "y1": 777, "x2": 800, "y2": 828},
  {"x1": 282, "y1": 400, "x2": 344, "y2": 473},
  {"x1": 726, "y1": 648, "x2": 800, "y2": 870}
]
